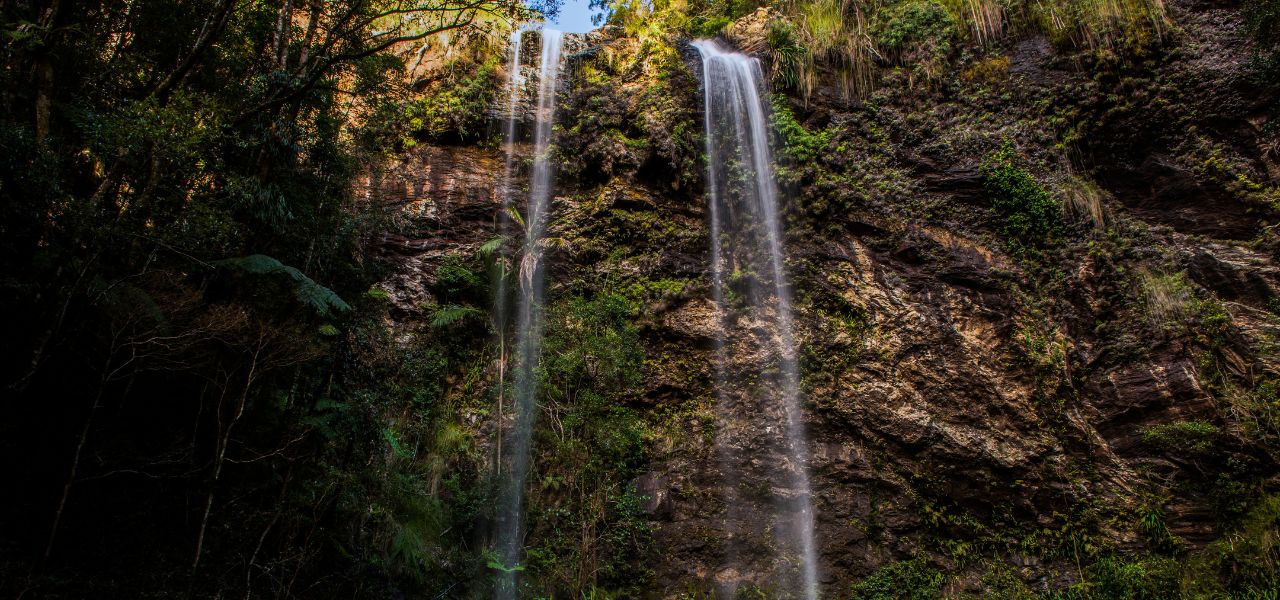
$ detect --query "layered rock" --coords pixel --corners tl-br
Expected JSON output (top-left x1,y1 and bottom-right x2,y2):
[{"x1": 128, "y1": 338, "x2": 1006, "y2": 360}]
[{"x1": 373, "y1": 0, "x2": 1279, "y2": 593}]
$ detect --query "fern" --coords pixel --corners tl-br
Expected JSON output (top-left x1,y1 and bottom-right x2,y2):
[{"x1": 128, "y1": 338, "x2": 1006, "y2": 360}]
[
  {"x1": 430, "y1": 304, "x2": 485, "y2": 328},
  {"x1": 91, "y1": 278, "x2": 169, "y2": 331},
  {"x1": 383, "y1": 427, "x2": 412, "y2": 458},
  {"x1": 484, "y1": 548, "x2": 526, "y2": 573},
  {"x1": 214, "y1": 254, "x2": 351, "y2": 317},
  {"x1": 479, "y1": 236, "x2": 506, "y2": 258},
  {"x1": 505, "y1": 206, "x2": 526, "y2": 228}
]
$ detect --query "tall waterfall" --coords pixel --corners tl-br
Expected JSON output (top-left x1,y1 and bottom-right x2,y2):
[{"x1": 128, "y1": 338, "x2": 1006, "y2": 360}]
[
  {"x1": 494, "y1": 27, "x2": 563, "y2": 600},
  {"x1": 493, "y1": 23, "x2": 536, "y2": 477},
  {"x1": 693, "y1": 39, "x2": 819, "y2": 599}
]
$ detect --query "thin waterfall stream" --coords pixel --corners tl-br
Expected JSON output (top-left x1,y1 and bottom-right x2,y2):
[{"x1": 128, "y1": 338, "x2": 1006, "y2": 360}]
[
  {"x1": 693, "y1": 39, "x2": 820, "y2": 599},
  {"x1": 493, "y1": 24, "x2": 524, "y2": 478},
  {"x1": 494, "y1": 27, "x2": 564, "y2": 599}
]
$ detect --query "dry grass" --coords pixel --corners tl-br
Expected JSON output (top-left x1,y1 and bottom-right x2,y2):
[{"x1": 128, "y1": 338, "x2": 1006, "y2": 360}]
[
  {"x1": 754, "y1": 0, "x2": 1170, "y2": 101},
  {"x1": 788, "y1": 0, "x2": 878, "y2": 101},
  {"x1": 1140, "y1": 270, "x2": 1195, "y2": 331},
  {"x1": 961, "y1": 54, "x2": 1010, "y2": 81},
  {"x1": 1059, "y1": 171, "x2": 1109, "y2": 230},
  {"x1": 943, "y1": 0, "x2": 1005, "y2": 44},
  {"x1": 1031, "y1": 0, "x2": 1170, "y2": 49}
]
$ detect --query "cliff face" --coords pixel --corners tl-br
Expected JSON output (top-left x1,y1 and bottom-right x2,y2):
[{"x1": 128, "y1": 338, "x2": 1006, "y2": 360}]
[{"x1": 373, "y1": 0, "x2": 1279, "y2": 594}]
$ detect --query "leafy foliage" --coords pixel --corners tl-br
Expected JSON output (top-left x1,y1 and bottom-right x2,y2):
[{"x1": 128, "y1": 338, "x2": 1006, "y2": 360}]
[
  {"x1": 982, "y1": 142, "x2": 1062, "y2": 248},
  {"x1": 215, "y1": 254, "x2": 352, "y2": 317},
  {"x1": 771, "y1": 95, "x2": 831, "y2": 166},
  {"x1": 431, "y1": 303, "x2": 487, "y2": 328},
  {"x1": 372, "y1": 58, "x2": 503, "y2": 147},
  {"x1": 1077, "y1": 555, "x2": 1180, "y2": 599},
  {"x1": 0, "y1": 0, "x2": 534, "y2": 595},
  {"x1": 1182, "y1": 495, "x2": 1280, "y2": 597},
  {"x1": 1140, "y1": 421, "x2": 1221, "y2": 457},
  {"x1": 1245, "y1": 0, "x2": 1280, "y2": 103},
  {"x1": 872, "y1": 0, "x2": 958, "y2": 81},
  {"x1": 850, "y1": 557, "x2": 946, "y2": 599},
  {"x1": 524, "y1": 293, "x2": 653, "y2": 595}
]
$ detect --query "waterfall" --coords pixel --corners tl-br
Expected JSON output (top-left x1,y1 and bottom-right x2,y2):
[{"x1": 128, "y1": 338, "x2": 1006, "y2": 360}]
[
  {"x1": 494, "y1": 27, "x2": 564, "y2": 600},
  {"x1": 693, "y1": 39, "x2": 819, "y2": 599},
  {"x1": 494, "y1": 23, "x2": 535, "y2": 478}
]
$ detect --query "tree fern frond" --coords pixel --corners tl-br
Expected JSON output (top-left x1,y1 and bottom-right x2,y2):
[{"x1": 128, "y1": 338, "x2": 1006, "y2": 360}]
[
  {"x1": 506, "y1": 206, "x2": 526, "y2": 228},
  {"x1": 430, "y1": 304, "x2": 485, "y2": 328},
  {"x1": 479, "y1": 235, "x2": 506, "y2": 258},
  {"x1": 214, "y1": 254, "x2": 352, "y2": 317}
]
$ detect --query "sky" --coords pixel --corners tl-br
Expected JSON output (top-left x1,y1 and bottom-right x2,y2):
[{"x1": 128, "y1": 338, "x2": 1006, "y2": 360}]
[{"x1": 549, "y1": 0, "x2": 603, "y2": 33}]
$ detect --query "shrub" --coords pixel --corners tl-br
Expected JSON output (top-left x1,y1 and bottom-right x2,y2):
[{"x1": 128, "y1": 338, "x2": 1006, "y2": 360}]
[
  {"x1": 850, "y1": 557, "x2": 945, "y2": 599},
  {"x1": 524, "y1": 293, "x2": 652, "y2": 594},
  {"x1": 766, "y1": 20, "x2": 807, "y2": 92},
  {"x1": 872, "y1": 0, "x2": 958, "y2": 81},
  {"x1": 687, "y1": 14, "x2": 732, "y2": 37},
  {"x1": 1136, "y1": 504, "x2": 1185, "y2": 552},
  {"x1": 1245, "y1": 0, "x2": 1280, "y2": 137},
  {"x1": 982, "y1": 141, "x2": 1061, "y2": 247},
  {"x1": 1183, "y1": 495, "x2": 1280, "y2": 596},
  {"x1": 1088, "y1": 555, "x2": 1180, "y2": 599},
  {"x1": 1246, "y1": 0, "x2": 1280, "y2": 58},
  {"x1": 433, "y1": 255, "x2": 487, "y2": 302},
  {"x1": 771, "y1": 95, "x2": 830, "y2": 165},
  {"x1": 366, "y1": 58, "x2": 501, "y2": 148},
  {"x1": 1140, "y1": 420, "x2": 1221, "y2": 457}
]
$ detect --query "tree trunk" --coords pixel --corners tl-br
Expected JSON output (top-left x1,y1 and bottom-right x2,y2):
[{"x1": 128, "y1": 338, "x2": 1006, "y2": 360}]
[{"x1": 192, "y1": 346, "x2": 259, "y2": 571}]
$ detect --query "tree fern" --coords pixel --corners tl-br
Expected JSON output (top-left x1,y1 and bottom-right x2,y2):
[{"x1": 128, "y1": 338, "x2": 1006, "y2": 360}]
[
  {"x1": 478, "y1": 235, "x2": 506, "y2": 258},
  {"x1": 214, "y1": 254, "x2": 352, "y2": 317},
  {"x1": 505, "y1": 206, "x2": 526, "y2": 228},
  {"x1": 429, "y1": 304, "x2": 485, "y2": 328}
]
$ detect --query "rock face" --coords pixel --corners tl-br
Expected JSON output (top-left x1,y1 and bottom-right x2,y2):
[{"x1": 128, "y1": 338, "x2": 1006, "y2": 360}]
[
  {"x1": 367, "y1": 144, "x2": 505, "y2": 316},
  {"x1": 375, "y1": 0, "x2": 1279, "y2": 594}
]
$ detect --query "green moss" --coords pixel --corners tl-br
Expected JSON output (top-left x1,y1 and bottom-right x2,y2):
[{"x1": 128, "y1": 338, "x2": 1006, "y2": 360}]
[{"x1": 621, "y1": 277, "x2": 695, "y2": 304}]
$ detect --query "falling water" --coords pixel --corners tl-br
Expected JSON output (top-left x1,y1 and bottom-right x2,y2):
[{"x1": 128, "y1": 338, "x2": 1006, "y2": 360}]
[
  {"x1": 493, "y1": 23, "x2": 537, "y2": 477},
  {"x1": 494, "y1": 27, "x2": 563, "y2": 600},
  {"x1": 693, "y1": 39, "x2": 819, "y2": 599}
]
